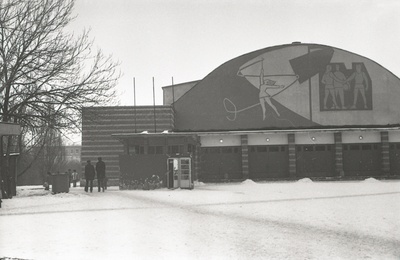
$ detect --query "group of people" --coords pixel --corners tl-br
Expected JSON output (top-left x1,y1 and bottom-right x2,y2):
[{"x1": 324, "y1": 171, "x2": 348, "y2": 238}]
[
  {"x1": 42, "y1": 157, "x2": 107, "y2": 193},
  {"x1": 67, "y1": 169, "x2": 79, "y2": 187},
  {"x1": 84, "y1": 157, "x2": 107, "y2": 192}
]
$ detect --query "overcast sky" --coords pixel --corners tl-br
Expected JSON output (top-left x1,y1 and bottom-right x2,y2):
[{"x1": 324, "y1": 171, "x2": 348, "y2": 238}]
[{"x1": 67, "y1": 0, "x2": 400, "y2": 106}]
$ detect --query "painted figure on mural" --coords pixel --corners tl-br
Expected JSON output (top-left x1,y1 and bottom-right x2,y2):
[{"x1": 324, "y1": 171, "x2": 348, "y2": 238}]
[
  {"x1": 346, "y1": 64, "x2": 369, "y2": 109},
  {"x1": 322, "y1": 64, "x2": 342, "y2": 109},
  {"x1": 333, "y1": 64, "x2": 348, "y2": 109},
  {"x1": 259, "y1": 67, "x2": 285, "y2": 119}
]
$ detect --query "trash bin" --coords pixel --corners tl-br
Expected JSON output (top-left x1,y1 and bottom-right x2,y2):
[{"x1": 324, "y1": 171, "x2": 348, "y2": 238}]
[{"x1": 52, "y1": 174, "x2": 69, "y2": 193}]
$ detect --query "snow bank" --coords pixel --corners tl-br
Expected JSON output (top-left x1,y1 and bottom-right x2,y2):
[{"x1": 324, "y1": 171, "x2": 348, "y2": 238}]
[
  {"x1": 16, "y1": 188, "x2": 50, "y2": 197},
  {"x1": 363, "y1": 177, "x2": 380, "y2": 183},
  {"x1": 193, "y1": 180, "x2": 206, "y2": 186},
  {"x1": 16, "y1": 186, "x2": 84, "y2": 198},
  {"x1": 241, "y1": 179, "x2": 258, "y2": 185},
  {"x1": 297, "y1": 178, "x2": 313, "y2": 183}
]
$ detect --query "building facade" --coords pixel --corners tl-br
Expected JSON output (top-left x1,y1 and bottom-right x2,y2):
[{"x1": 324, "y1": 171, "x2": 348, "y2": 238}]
[
  {"x1": 65, "y1": 145, "x2": 81, "y2": 161},
  {"x1": 81, "y1": 43, "x2": 400, "y2": 184}
]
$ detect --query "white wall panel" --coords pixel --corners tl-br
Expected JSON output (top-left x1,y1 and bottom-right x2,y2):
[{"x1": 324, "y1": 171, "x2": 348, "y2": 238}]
[
  {"x1": 200, "y1": 135, "x2": 241, "y2": 147},
  {"x1": 295, "y1": 132, "x2": 334, "y2": 145},
  {"x1": 388, "y1": 130, "x2": 400, "y2": 142},
  {"x1": 248, "y1": 134, "x2": 288, "y2": 145},
  {"x1": 342, "y1": 131, "x2": 380, "y2": 143}
]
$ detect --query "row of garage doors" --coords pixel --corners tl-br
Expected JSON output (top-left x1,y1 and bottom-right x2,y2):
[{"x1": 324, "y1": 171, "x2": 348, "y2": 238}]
[{"x1": 200, "y1": 143, "x2": 400, "y2": 180}]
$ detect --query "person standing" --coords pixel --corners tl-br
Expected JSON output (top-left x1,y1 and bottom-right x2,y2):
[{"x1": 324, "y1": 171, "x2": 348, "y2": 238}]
[
  {"x1": 67, "y1": 169, "x2": 72, "y2": 187},
  {"x1": 84, "y1": 160, "x2": 95, "y2": 192},
  {"x1": 96, "y1": 157, "x2": 106, "y2": 192},
  {"x1": 44, "y1": 171, "x2": 52, "y2": 190},
  {"x1": 71, "y1": 169, "x2": 79, "y2": 188}
]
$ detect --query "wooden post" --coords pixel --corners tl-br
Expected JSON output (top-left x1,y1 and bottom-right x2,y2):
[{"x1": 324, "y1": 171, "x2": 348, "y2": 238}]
[
  {"x1": 288, "y1": 134, "x2": 296, "y2": 178},
  {"x1": 334, "y1": 132, "x2": 344, "y2": 177},
  {"x1": 241, "y1": 135, "x2": 249, "y2": 179}
]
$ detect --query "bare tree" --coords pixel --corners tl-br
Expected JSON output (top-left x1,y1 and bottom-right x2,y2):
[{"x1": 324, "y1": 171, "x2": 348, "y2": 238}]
[{"x1": 0, "y1": 0, "x2": 120, "y2": 192}]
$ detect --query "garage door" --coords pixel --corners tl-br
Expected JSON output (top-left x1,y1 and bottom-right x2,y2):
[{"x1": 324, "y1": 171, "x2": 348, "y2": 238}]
[
  {"x1": 200, "y1": 147, "x2": 242, "y2": 180},
  {"x1": 296, "y1": 145, "x2": 335, "y2": 177},
  {"x1": 343, "y1": 143, "x2": 382, "y2": 176},
  {"x1": 249, "y1": 145, "x2": 289, "y2": 179},
  {"x1": 389, "y1": 143, "x2": 400, "y2": 175}
]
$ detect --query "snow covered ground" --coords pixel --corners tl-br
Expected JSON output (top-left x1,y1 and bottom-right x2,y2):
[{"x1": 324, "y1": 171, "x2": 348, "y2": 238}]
[{"x1": 1, "y1": 178, "x2": 400, "y2": 260}]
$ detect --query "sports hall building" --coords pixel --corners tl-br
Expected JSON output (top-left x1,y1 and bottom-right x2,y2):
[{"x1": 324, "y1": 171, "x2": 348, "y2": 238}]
[{"x1": 81, "y1": 43, "x2": 400, "y2": 184}]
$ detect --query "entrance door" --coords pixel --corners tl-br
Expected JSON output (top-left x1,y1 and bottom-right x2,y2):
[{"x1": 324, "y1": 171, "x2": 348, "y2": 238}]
[
  {"x1": 167, "y1": 157, "x2": 193, "y2": 189},
  {"x1": 167, "y1": 158, "x2": 176, "y2": 189},
  {"x1": 179, "y1": 158, "x2": 191, "y2": 188}
]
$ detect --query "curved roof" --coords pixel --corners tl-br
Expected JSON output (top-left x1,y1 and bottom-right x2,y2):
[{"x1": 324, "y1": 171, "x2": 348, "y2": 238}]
[{"x1": 174, "y1": 43, "x2": 400, "y2": 131}]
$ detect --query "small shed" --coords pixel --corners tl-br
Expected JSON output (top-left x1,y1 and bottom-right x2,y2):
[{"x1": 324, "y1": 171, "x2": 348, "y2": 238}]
[
  {"x1": 0, "y1": 122, "x2": 22, "y2": 198},
  {"x1": 112, "y1": 132, "x2": 200, "y2": 189}
]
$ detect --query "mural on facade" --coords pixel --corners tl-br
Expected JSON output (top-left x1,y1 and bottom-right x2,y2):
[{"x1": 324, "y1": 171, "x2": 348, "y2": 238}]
[
  {"x1": 225, "y1": 46, "x2": 373, "y2": 123},
  {"x1": 320, "y1": 63, "x2": 372, "y2": 111},
  {"x1": 174, "y1": 43, "x2": 397, "y2": 132},
  {"x1": 223, "y1": 58, "x2": 298, "y2": 121}
]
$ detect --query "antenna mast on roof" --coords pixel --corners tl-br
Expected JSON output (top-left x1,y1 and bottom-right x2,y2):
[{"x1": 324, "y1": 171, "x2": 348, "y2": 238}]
[
  {"x1": 152, "y1": 77, "x2": 157, "y2": 133},
  {"x1": 133, "y1": 77, "x2": 137, "y2": 133},
  {"x1": 172, "y1": 77, "x2": 175, "y2": 109}
]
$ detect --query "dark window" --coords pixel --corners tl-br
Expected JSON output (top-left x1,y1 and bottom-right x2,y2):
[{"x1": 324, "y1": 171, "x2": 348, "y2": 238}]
[
  {"x1": 304, "y1": 146, "x2": 313, "y2": 152},
  {"x1": 257, "y1": 146, "x2": 267, "y2": 153},
  {"x1": 350, "y1": 145, "x2": 360, "y2": 150},
  {"x1": 209, "y1": 148, "x2": 220, "y2": 154},
  {"x1": 362, "y1": 144, "x2": 371, "y2": 150},
  {"x1": 174, "y1": 145, "x2": 180, "y2": 154},
  {"x1": 168, "y1": 145, "x2": 183, "y2": 154},
  {"x1": 221, "y1": 147, "x2": 233, "y2": 153},
  {"x1": 129, "y1": 145, "x2": 144, "y2": 155},
  {"x1": 269, "y1": 146, "x2": 279, "y2": 152},
  {"x1": 148, "y1": 146, "x2": 163, "y2": 154}
]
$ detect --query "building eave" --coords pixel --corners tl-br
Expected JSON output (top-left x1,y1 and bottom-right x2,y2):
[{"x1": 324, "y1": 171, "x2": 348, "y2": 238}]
[{"x1": 111, "y1": 126, "x2": 400, "y2": 139}]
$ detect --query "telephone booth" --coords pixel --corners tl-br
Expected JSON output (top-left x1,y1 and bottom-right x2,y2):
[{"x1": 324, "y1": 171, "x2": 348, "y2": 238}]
[{"x1": 167, "y1": 157, "x2": 193, "y2": 189}]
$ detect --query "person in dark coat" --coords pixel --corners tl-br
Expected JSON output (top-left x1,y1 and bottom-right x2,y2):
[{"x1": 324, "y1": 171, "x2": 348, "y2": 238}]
[
  {"x1": 84, "y1": 160, "x2": 95, "y2": 192},
  {"x1": 96, "y1": 157, "x2": 106, "y2": 192},
  {"x1": 44, "y1": 171, "x2": 51, "y2": 190}
]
